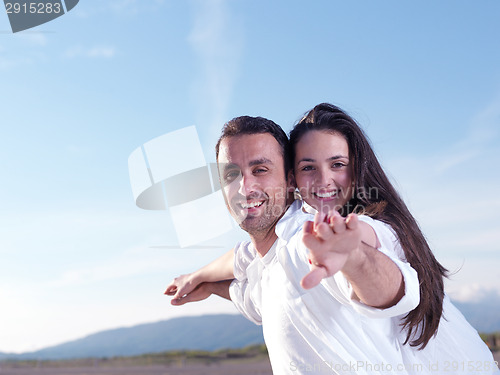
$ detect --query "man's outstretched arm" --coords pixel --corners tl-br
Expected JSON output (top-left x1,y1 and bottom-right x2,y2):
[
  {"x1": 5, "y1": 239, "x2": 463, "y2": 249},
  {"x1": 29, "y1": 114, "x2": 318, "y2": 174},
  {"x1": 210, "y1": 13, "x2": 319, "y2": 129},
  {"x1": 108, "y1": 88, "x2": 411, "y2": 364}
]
[
  {"x1": 168, "y1": 279, "x2": 234, "y2": 306},
  {"x1": 165, "y1": 249, "x2": 234, "y2": 304}
]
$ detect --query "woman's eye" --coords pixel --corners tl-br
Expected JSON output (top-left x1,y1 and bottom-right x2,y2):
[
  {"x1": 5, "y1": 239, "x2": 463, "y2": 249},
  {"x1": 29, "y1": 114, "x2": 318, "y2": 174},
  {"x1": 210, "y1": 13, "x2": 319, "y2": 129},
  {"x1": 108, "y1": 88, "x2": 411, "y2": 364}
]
[
  {"x1": 301, "y1": 165, "x2": 314, "y2": 171},
  {"x1": 332, "y1": 162, "x2": 345, "y2": 169}
]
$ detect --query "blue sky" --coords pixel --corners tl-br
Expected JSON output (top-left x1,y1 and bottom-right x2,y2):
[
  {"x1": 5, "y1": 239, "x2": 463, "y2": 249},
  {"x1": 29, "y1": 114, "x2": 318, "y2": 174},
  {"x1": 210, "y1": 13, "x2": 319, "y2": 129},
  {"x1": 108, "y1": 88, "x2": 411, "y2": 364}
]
[{"x1": 1, "y1": 0, "x2": 499, "y2": 353}]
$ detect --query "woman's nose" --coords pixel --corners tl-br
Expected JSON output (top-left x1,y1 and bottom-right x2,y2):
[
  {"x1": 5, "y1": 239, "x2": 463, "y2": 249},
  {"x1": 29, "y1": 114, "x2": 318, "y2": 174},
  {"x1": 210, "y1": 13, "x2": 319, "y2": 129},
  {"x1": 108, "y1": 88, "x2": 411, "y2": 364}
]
[{"x1": 316, "y1": 168, "x2": 333, "y2": 187}]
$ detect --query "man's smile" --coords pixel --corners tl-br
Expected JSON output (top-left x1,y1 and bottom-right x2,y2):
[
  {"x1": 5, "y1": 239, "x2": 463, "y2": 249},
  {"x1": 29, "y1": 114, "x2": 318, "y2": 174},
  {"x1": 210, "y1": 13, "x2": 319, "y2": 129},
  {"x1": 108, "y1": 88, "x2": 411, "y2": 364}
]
[{"x1": 239, "y1": 200, "x2": 265, "y2": 209}]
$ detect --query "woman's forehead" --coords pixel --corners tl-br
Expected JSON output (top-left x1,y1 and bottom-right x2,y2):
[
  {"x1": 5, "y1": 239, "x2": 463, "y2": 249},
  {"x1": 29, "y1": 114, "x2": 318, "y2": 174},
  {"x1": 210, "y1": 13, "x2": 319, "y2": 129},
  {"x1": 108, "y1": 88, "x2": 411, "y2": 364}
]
[{"x1": 295, "y1": 130, "x2": 350, "y2": 156}]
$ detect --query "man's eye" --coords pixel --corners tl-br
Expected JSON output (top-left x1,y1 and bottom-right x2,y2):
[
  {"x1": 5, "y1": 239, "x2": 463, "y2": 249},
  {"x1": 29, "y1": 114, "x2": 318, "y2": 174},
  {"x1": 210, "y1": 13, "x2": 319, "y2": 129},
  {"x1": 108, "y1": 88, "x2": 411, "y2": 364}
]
[
  {"x1": 254, "y1": 168, "x2": 267, "y2": 174},
  {"x1": 224, "y1": 171, "x2": 240, "y2": 181}
]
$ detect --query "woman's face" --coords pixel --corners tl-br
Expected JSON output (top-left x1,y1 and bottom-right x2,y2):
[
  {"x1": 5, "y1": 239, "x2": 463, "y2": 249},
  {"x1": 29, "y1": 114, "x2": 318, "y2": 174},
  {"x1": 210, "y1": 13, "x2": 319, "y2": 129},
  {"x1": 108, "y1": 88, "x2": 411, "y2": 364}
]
[{"x1": 293, "y1": 130, "x2": 354, "y2": 214}]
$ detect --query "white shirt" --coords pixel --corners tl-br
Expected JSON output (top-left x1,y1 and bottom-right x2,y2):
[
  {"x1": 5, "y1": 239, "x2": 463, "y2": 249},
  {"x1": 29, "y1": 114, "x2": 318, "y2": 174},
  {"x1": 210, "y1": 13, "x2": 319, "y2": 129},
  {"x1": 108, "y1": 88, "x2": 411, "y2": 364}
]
[{"x1": 229, "y1": 200, "x2": 499, "y2": 375}]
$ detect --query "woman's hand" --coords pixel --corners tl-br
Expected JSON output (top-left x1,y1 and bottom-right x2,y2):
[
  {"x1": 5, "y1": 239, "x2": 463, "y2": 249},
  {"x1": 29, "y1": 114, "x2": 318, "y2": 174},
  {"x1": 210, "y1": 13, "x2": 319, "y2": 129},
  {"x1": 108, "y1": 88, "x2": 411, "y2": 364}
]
[{"x1": 301, "y1": 210, "x2": 362, "y2": 289}]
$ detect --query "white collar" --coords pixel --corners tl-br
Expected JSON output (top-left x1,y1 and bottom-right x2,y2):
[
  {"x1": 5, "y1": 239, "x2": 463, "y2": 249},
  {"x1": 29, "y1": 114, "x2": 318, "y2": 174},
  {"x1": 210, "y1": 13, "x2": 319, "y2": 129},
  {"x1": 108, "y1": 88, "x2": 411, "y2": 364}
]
[{"x1": 275, "y1": 200, "x2": 313, "y2": 242}]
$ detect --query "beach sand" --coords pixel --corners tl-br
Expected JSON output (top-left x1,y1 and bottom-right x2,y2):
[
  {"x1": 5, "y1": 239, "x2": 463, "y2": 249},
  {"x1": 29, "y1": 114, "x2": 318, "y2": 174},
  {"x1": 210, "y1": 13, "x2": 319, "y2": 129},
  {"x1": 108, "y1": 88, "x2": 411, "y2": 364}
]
[{"x1": 0, "y1": 359, "x2": 273, "y2": 375}]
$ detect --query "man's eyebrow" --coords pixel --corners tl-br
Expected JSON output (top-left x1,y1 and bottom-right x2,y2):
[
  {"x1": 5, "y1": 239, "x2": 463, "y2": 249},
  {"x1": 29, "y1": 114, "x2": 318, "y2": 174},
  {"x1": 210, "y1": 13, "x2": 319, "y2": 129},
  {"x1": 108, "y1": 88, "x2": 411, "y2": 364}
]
[
  {"x1": 249, "y1": 158, "x2": 273, "y2": 167},
  {"x1": 221, "y1": 163, "x2": 239, "y2": 172}
]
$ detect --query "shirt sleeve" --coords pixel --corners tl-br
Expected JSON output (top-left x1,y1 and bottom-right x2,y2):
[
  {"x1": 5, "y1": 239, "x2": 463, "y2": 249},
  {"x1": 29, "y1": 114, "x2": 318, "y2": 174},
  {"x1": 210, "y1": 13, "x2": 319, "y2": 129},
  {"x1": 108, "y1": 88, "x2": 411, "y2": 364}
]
[
  {"x1": 228, "y1": 242, "x2": 262, "y2": 325},
  {"x1": 343, "y1": 216, "x2": 420, "y2": 319},
  {"x1": 232, "y1": 241, "x2": 255, "y2": 280}
]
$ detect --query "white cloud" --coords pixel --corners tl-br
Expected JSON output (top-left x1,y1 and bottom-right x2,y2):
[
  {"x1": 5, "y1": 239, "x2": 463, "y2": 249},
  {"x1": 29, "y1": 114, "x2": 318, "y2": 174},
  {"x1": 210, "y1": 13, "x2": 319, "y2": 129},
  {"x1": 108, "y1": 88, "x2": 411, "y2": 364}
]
[
  {"x1": 0, "y1": 53, "x2": 34, "y2": 70},
  {"x1": 0, "y1": 32, "x2": 48, "y2": 70},
  {"x1": 433, "y1": 149, "x2": 480, "y2": 174},
  {"x1": 188, "y1": 0, "x2": 244, "y2": 147},
  {"x1": 447, "y1": 283, "x2": 500, "y2": 304},
  {"x1": 72, "y1": 0, "x2": 165, "y2": 18},
  {"x1": 468, "y1": 95, "x2": 500, "y2": 141},
  {"x1": 0, "y1": 56, "x2": 14, "y2": 70},
  {"x1": 43, "y1": 245, "x2": 211, "y2": 288},
  {"x1": 109, "y1": 0, "x2": 139, "y2": 15},
  {"x1": 432, "y1": 97, "x2": 500, "y2": 174},
  {"x1": 64, "y1": 45, "x2": 116, "y2": 59},
  {"x1": 87, "y1": 46, "x2": 116, "y2": 58},
  {"x1": 383, "y1": 95, "x2": 500, "y2": 299},
  {"x1": 16, "y1": 32, "x2": 48, "y2": 46}
]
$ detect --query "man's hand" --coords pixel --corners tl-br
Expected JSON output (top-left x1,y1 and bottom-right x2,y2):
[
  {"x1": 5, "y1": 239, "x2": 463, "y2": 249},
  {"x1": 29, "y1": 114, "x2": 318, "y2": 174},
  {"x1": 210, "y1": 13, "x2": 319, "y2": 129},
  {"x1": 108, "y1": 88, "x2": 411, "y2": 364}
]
[
  {"x1": 164, "y1": 273, "x2": 199, "y2": 303},
  {"x1": 164, "y1": 249, "x2": 235, "y2": 305},
  {"x1": 165, "y1": 278, "x2": 233, "y2": 306},
  {"x1": 167, "y1": 282, "x2": 213, "y2": 306},
  {"x1": 301, "y1": 210, "x2": 362, "y2": 289}
]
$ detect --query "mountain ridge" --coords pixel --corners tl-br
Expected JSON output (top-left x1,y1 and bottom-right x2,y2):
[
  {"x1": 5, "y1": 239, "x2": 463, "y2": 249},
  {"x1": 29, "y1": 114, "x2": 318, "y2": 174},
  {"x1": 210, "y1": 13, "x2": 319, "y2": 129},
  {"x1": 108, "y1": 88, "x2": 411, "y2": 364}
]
[
  {"x1": 2, "y1": 314, "x2": 264, "y2": 360},
  {"x1": 2, "y1": 295, "x2": 499, "y2": 361}
]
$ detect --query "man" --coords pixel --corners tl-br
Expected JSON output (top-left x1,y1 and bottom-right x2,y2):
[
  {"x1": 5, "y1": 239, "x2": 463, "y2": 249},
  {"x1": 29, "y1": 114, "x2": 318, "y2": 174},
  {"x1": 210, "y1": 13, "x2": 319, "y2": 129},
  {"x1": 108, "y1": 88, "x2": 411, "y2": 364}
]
[{"x1": 166, "y1": 115, "x2": 421, "y2": 374}]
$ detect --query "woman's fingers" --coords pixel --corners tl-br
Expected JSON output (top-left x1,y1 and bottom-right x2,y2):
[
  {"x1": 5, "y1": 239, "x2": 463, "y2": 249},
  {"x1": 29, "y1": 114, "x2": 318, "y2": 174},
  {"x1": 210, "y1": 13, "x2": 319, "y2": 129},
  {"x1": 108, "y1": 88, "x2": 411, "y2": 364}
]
[
  {"x1": 303, "y1": 228, "x2": 322, "y2": 250},
  {"x1": 301, "y1": 266, "x2": 328, "y2": 290},
  {"x1": 303, "y1": 220, "x2": 314, "y2": 235},
  {"x1": 301, "y1": 213, "x2": 361, "y2": 290},
  {"x1": 345, "y1": 213, "x2": 359, "y2": 230},
  {"x1": 315, "y1": 222, "x2": 335, "y2": 241},
  {"x1": 329, "y1": 212, "x2": 347, "y2": 234},
  {"x1": 313, "y1": 212, "x2": 326, "y2": 231}
]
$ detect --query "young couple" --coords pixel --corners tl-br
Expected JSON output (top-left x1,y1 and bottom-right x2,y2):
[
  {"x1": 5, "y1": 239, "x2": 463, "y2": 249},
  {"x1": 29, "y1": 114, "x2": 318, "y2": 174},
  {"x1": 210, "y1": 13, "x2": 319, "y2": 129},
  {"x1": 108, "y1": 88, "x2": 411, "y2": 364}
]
[{"x1": 165, "y1": 103, "x2": 498, "y2": 374}]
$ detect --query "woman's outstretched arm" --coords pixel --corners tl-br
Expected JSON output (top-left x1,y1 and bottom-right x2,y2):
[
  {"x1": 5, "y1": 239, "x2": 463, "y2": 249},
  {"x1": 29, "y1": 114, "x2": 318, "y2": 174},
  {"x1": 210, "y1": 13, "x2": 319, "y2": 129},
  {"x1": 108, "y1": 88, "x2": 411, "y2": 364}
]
[{"x1": 302, "y1": 211, "x2": 404, "y2": 309}]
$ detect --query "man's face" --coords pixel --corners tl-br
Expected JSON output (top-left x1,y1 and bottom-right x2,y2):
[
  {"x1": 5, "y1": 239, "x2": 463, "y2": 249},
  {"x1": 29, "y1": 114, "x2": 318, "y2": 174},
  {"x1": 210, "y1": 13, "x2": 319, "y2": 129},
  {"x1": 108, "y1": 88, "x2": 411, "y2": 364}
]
[{"x1": 217, "y1": 133, "x2": 288, "y2": 235}]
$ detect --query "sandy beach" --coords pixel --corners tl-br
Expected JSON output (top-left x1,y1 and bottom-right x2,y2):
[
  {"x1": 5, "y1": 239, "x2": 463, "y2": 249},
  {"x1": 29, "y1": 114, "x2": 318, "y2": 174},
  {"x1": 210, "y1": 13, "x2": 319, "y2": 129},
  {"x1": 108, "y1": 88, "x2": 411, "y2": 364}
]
[{"x1": 0, "y1": 359, "x2": 273, "y2": 375}]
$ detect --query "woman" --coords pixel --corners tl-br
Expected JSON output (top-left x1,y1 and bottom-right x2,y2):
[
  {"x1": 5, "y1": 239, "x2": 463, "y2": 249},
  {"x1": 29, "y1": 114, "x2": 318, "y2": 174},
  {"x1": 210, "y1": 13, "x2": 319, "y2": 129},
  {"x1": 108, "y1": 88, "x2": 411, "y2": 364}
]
[
  {"x1": 166, "y1": 103, "x2": 498, "y2": 373},
  {"x1": 290, "y1": 103, "x2": 444, "y2": 348}
]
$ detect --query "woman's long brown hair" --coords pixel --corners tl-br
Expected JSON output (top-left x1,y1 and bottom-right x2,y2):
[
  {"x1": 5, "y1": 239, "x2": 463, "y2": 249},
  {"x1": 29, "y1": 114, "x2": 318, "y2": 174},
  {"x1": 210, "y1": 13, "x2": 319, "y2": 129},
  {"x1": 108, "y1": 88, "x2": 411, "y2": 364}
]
[{"x1": 289, "y1": 103, "x2": 448, "y2": 349}]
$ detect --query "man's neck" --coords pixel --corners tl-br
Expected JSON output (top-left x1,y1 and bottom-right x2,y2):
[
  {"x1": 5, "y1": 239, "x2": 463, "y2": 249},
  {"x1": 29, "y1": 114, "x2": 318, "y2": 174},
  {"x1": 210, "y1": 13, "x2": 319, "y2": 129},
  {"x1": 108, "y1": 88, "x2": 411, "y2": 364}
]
[
  {"x1": 248, "y1": 199, "x2": 293, "y2": 257},
  {"x1": 249, "y1": 228, "x2": 278, "y2": 257}
]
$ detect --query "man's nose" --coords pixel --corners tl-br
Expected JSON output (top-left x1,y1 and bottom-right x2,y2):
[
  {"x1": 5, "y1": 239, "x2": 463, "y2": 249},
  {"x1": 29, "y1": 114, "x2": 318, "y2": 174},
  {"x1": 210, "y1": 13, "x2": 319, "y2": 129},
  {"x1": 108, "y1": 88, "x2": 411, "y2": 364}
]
[{"x1": 237, "y1": 174, "x2": 256, "y2": 197}]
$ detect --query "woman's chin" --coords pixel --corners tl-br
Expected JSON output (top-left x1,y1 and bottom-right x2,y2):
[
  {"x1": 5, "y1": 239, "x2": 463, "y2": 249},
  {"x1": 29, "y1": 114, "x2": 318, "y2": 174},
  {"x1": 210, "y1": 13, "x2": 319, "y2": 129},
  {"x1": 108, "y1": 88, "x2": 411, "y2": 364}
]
[{"x1": 307, "y1": 199, "x2": 341, "y2": 214}]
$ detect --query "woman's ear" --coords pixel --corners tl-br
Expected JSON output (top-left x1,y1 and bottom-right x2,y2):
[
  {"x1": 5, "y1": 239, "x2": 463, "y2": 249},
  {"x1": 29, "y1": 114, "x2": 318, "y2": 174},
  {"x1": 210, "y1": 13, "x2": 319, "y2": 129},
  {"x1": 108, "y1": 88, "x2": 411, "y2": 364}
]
[{"x1": 287, "y1": 170, "x2": 297, "y2": 192}]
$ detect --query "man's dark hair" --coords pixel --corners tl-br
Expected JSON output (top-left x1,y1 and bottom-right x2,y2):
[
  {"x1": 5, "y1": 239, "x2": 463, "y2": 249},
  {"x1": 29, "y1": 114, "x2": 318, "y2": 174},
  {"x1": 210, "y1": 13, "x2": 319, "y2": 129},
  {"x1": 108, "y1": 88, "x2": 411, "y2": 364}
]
[{"x1": 215, "y1": 116, "x2": 291, "y2": 173}]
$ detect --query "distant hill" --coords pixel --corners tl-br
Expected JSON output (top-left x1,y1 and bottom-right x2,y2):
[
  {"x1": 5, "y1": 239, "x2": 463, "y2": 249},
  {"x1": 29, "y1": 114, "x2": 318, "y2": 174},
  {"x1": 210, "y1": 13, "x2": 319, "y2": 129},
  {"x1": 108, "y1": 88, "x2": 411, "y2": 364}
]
[
  {"x1": 0, "y1": 352, "x2": 12, "y2": 360},
  {"x1": 2, "y1": 295, "x2": 499, "y2": 362},
  {"x1": 452, "y1": 294, "x2": 500, "y2": 333},
  {"x1": 7, "y1": 314, "x2": 264, "y2": 360}
]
